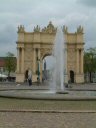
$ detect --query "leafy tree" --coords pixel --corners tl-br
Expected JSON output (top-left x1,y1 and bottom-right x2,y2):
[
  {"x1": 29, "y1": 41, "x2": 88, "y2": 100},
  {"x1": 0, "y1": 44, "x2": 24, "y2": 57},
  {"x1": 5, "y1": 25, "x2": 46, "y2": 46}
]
[
  {"x1": 84, "y1": 47, "x2": 96, "y2": 82},
  {"x1": 5, "y1": 52, "x2": 16, "y2": 77}
]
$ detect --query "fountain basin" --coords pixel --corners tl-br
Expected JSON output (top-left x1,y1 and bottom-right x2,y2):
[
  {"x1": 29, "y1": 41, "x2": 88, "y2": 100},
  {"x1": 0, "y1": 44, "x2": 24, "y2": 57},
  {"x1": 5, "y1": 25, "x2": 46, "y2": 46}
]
[
  {"x1": 56, "y1": 91, "x2": 68, "y2": 94},
  {"x1": 0, "y1": 89, "x2": 96, "y2": 101}
]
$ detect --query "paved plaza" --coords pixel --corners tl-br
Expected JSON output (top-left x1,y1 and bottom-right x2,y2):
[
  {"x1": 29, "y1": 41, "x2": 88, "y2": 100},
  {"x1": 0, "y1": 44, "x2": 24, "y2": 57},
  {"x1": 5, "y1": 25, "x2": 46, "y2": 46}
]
[
  {"x1": 0, "y1": 112, "x2": 96, "y2": 128},
  {"x1": 0, "y1": 82, "x2": 96, "y2": 128}
]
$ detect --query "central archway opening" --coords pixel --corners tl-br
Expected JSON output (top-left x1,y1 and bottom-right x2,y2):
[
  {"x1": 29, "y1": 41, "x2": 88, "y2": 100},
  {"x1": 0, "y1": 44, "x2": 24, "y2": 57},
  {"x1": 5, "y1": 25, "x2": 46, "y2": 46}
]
[{"x1": 42, "y1": 55, "x2": 54, "y2": 82}]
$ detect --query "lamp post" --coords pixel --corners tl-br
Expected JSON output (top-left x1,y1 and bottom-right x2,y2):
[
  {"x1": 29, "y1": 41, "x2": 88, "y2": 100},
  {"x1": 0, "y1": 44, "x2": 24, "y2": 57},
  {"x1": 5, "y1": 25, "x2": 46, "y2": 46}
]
[{"x1": 44, "y1": 60, "x2": 47, "y2": 80}]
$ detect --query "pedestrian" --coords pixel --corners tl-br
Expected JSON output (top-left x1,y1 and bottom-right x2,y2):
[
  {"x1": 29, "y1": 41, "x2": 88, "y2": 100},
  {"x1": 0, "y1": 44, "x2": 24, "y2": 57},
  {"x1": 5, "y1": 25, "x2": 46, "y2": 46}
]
[
  {"x1": 28, "y1": 69, "x2": 32, "y2": 86},
  {"x1": 37, "y1": 77, "x2": 40, "y2": 85}
]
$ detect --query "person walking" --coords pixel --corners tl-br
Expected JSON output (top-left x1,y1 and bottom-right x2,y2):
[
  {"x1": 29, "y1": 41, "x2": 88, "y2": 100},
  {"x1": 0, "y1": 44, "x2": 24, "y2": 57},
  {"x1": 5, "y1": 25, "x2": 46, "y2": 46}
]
[
  {"x1": 37, "y1": 76, "x2": 40, "y2": 85},
  {"x1": 28, "y1": 69, "x2": 32, "y2": 86}
]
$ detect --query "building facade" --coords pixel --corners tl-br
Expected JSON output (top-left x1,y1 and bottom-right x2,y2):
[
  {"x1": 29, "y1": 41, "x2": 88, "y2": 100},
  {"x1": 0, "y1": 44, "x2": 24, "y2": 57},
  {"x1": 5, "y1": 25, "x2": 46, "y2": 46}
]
[{"x1": 16, "y1": 21, "x2": 84, "y2": 83}]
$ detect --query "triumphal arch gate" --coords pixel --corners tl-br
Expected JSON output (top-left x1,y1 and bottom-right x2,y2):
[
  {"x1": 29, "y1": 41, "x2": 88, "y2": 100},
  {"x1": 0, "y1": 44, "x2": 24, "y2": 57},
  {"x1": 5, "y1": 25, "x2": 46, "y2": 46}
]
[{"x1": 16, "y1": 21, "x2": 84, "y2": 83}]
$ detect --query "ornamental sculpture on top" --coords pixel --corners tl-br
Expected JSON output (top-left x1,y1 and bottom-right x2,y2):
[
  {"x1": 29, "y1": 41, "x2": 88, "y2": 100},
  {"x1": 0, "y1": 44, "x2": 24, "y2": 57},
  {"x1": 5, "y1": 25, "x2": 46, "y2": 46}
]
[
  {"x1": 17, "y1": 21, "x2": 84, "y2": 34},
  {"x1": 18, "y1": 25, "x2": 25, "y2": 33},
  {"x1": 34, "y1": 25, "x2": 40, "y2": 32},
  {"x1": 33, "y1": 21, "x2": 57, "y2": 33},
  {"x1": 63, "y1": 25, "x2": 84, "y2": 34},
  {"x1": 41, "y1": 21, "x2": 57, "y2": 33},
  {"x1": 77, "y1": 25, "x2": 84, "y2": 33}
]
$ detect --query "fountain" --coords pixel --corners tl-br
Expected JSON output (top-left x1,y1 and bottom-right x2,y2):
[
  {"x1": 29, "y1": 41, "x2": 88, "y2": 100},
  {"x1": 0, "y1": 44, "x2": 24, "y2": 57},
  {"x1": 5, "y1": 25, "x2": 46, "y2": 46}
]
[
  {"x1": 1, "y1": 24, "x2": 96, "y2": 100},
  {"x1": 51, "y1": 27, "x2": 65, "y2": 93}
]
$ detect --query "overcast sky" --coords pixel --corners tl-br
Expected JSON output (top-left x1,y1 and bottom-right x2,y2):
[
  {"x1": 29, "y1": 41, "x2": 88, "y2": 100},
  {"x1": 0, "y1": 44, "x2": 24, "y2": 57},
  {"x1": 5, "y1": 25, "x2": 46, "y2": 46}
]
[{"x1": 0, "y1": 0, "x2": 96, "y2": 57}]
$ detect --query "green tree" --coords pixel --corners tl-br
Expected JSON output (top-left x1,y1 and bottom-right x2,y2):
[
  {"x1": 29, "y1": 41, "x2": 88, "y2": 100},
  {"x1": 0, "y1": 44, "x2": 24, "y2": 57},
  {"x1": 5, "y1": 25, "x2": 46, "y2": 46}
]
[
  {"x1": 5, "y1": 52, "x2": 16, "y2": 77},
  {"x1": 84, "y1": 48, "x2": 96, "y2": 82}
]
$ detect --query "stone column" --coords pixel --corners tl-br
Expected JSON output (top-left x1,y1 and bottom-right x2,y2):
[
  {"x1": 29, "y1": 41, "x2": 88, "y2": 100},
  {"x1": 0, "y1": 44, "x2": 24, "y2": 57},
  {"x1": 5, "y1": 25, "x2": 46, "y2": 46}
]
[
  {"x1": 21, "y1": 47, "x2": 24, "y2": 73},
  {"x1": 81, "y1": 49, "x2": 84, "y2": 74},
  {"x1": 38, "y1": 48, "x2": 40, "y2": 61},
  {"x1": 64, "y1": 46, "x2": 68, "y2": 83},
  {"x1": 17, "y1": 48, "x2": 20, "y2": 73},
  {"x1": 76, "y1": 49, "x2": 79, "y2": 74},
  {"x1": 40, "y1": 58, "x2": 43, "y2": 82},
  {"x1": 38, "y1": 49, "x2": 43, "y2": 82},
  {"x1": 38, "y1": 48, "x2": 42, "y2": 81},
  {"x1": 65, "y1": 47, "x2": 67, "y2": 74},
  {"x1": 33, "y1": 48, "x2": 36, "y2": 73}
]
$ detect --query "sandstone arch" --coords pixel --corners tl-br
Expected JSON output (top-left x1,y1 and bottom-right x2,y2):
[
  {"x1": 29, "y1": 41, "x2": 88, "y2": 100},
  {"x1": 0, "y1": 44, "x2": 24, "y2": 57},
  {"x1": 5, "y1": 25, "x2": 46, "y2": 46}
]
[{"x1": 16, "y1": 22, "x2": 84, "y2": 83}]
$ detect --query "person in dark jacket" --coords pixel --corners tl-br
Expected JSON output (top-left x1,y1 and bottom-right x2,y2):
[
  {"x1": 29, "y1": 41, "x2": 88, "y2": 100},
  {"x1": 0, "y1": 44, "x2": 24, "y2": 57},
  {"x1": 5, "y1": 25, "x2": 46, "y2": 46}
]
[{"x1": 28, "y1": 69, "x2": 32, "y2": 86}]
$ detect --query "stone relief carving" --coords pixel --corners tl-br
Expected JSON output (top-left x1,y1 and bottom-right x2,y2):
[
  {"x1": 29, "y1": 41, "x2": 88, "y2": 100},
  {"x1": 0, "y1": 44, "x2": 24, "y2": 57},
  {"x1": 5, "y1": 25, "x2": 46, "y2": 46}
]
[
  {"x1": 40, "y1": 48, "x2": 52, "y2": 59},
  {"x1": 68, "y1": 49, "x2": 76, "y2": 62}
]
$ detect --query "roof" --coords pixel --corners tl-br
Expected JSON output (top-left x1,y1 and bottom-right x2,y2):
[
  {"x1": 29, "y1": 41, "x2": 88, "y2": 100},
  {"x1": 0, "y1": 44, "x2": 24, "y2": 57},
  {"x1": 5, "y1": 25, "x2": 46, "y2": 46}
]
[
  {"x1": 0, "y1": 59, "x2": 5, "y2": 67},
  {"x1": 0, "y1": 57, "x2": 16, "y2": 67}
]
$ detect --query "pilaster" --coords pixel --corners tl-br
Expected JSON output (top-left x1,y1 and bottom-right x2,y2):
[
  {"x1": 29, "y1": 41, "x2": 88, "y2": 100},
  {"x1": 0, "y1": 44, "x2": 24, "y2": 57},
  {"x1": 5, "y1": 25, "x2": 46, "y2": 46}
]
[
  {"x1": 64, "y1": 45, "x2": 68, "y2": 83},
  {"x1": 33, "y1": 48, "x2": 36, "y2": 73},
  {"x1": 17, "y1": 48, "x2": 20, "y2": 73},
  {"x1": 76, "y1": 49, "x2": 79, "y2": 74},
  {"x1": 21, "y1": 48, "x2": 24, "y2": 73},
  {"x1": 81, "y1": 49, "x2": 84, "y2": 74}
]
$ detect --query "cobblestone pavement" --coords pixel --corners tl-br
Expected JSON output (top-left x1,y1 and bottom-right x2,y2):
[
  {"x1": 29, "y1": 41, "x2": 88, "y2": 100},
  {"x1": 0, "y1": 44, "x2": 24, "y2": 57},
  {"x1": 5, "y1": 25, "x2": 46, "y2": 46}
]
[
  {"x1": 0, "y1": 112, "x2": 96, "y2": 128},
  {"x1": 0, "y1": 82, "x2": 95, "y2": 90},
  {"x1": 0, "y1": 82, "x2": 96, "y2": 90}
]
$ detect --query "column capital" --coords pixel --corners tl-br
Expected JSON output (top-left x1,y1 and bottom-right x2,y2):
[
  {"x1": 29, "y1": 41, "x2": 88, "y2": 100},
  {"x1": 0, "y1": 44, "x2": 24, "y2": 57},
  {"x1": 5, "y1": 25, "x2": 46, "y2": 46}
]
[
  {"x1": 76, "y1": 48, "x2": 84, "y2": 51},
  {"x1": 19, "y1": 46, "x2": 24, "y2": 49}
]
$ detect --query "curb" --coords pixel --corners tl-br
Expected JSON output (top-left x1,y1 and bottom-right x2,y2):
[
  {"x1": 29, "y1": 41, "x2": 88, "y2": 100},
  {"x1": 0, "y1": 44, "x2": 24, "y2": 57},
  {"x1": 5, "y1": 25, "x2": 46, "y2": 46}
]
[
  {"x1": 0, "y1": 109, "x2": 96, "y2": 113},
  {"x1": 0, "y1": 94, "x2": 96, "y2": 101}
]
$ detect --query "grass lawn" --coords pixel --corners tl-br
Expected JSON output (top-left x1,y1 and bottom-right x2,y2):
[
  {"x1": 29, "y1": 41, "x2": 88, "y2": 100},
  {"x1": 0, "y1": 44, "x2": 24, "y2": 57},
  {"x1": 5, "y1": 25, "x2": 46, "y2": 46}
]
[{"x1": 0, "y1": 97, "x2": 96, "y2": 110}]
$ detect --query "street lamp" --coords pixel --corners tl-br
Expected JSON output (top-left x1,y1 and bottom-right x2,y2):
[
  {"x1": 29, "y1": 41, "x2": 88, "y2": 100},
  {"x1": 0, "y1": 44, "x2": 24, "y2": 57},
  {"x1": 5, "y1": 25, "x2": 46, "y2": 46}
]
[{"x1": 44, "y1": 60, "x2": 47, "y2": 80}]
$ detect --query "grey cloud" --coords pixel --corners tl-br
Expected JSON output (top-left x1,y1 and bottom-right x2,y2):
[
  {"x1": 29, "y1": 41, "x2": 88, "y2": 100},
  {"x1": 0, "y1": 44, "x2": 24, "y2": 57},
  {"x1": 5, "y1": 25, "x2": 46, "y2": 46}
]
[
  {"x1": 84, "y1": 25, "x2": 96, "y2": 48},
  {"x1": 77, "y1": 0, "x2": 96, "y2": 7},
  {"x1": 0, "y1": 0, "x2": 66, "y2": 14},
  {"x1": 0, "y1": 0, "x2": 38, "y2": 13},
  {"x1": 0, "y1": 12, "x2": 25, "y2": 23},
  {"x1": 51, "y1": 12, "x2": 88, "y2": 30},
  {"x1": 0, "y1": 0, "x2": 96, "y2": 56},
  {"x1": 0, "y1": 25, "x2": 16, "y2": 43},
  {"x1": 0, "y1": 43, "x2": 16, "y2": 56},
  {"x1": 51, "y1": 11, "x2": 96, "y2": 49},
  {"x1": 0, "y1": 23, "x2": 17, "y2": 56}
]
